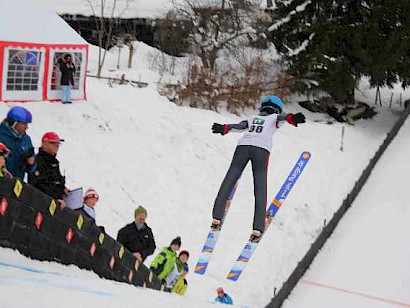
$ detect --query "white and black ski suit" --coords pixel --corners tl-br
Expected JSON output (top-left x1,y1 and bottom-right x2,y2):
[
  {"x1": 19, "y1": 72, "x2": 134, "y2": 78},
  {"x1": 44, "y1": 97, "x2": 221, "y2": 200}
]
[{"x1": 212, "y1": 112, "x2": 289, "y2": 233}]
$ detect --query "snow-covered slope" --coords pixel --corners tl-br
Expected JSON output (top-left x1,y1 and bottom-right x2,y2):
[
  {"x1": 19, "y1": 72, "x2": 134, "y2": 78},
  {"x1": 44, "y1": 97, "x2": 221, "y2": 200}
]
[
  {"x1": 0, "y1": 247, "x2": 214, "y2": 308},
  {"x1": 0, "y1": 73, "x2": 403, "y2": 306},
  {"x1": 2, "y1": 26, "x2": 410, "y2": 305},
  {"x1": 284, "y1": 116, "x2": 410, "y2": 308}
]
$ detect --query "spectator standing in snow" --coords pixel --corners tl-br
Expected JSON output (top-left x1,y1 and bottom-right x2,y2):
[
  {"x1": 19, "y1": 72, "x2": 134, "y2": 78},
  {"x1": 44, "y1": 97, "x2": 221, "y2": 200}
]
[
  {"x1": 150, "y1": 236, "x2": 181, "y2": 284},
  {"x1": 0, "y1": 142, "x2": 12, "y2": 178},
  {"x1": 215, "y1": 287, "x2": 233, "y2": 305},
  {"x1": 59, "y1": 54, "x2": 76, "y2": 104},
  {"x1": 117, "y1": 206, "x2": 156, "y2": 263},
  {"x1": 0, "y1": 106, "x2": 35, "y2": 180},
  {"x1": 211, "y1": 95, "x2": 306, "y2": 242},
  {"x1": 28, "y1": 132, "x2": 70, "y2": 207}
]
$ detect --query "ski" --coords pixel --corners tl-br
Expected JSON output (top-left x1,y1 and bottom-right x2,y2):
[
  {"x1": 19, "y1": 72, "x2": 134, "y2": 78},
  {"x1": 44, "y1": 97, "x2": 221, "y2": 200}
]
[
  {"x1": 195, "y1": 180, "x2": 240, "y2": 275},
  {"x1": 227, "y1": 151, "x2": 311, "y2": 281}
]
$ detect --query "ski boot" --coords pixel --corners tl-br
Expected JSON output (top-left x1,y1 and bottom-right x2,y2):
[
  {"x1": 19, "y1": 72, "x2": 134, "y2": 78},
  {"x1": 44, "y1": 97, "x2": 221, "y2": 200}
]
[
  {"x1": 211, "y1": 219, "x2": 222, "y2": 231},
  {"x1": 250, "y1": 230, "x2": 262, "y2": 243}
]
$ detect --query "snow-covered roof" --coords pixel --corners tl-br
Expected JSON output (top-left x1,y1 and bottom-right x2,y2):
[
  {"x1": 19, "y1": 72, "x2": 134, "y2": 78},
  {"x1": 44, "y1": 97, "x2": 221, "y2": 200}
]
[
  {"x1": 41, "y1": 0, "x2": 177, "y2": 19},
  {"x1": 41, "y1": 0, "x2": 269, "y2": 19},
  {"x1": 0, "y1": 0, "x2": 87, "y2": 45}
]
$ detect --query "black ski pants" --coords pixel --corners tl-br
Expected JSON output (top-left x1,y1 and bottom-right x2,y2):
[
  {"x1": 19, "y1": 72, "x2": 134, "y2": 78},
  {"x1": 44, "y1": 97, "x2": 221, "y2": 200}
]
[{"x1": 212, "y1": 145, "x2": 270, "y2": 232}]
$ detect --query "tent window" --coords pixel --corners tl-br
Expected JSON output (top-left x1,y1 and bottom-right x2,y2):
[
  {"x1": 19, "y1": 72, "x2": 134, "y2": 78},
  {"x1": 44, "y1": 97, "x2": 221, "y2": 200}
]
[
  {"x1": 7, "y1": 50, "x2": 41, "y2": 91},
  {"x1": 51, "y1": 52, "x2": 82, "y2": 90}
]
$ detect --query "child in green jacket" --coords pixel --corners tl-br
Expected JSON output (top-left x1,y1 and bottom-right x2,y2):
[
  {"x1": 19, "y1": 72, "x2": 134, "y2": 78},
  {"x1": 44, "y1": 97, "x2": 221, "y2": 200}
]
[{"x1": 150, "y1": 236, "x2": 181, "y2": 282}]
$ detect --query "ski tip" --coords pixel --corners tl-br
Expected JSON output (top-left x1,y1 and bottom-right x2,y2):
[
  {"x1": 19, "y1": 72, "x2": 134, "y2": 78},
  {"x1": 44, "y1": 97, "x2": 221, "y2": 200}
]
[
  {"x1": 302, "y1": 151, "x2": 311, "y2": 159},
  {"x1": 194, "y1": 264, "x2": 208, "y2": 275},
  {"x1": 227, "y1": 271, "x2": 241, "y2": 281}
]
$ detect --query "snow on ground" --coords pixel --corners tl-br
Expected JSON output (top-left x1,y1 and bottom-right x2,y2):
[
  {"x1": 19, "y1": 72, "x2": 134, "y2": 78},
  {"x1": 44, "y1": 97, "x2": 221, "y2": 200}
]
[
  {"x1": 0, "y1": 77, "x2": 404, "y2": 307},
  {"x1": 0, "y1": 247, "x2": 215, "y2": 308},
  {"x1": 86, "y1": 42, "x2": 190, "y2": 86},
  {"x1": 284, "y1": 116, "x2": 410, "y2": 308},
  {"x1": 1, "y1": 41, "x2": 410, "y2": 307}
]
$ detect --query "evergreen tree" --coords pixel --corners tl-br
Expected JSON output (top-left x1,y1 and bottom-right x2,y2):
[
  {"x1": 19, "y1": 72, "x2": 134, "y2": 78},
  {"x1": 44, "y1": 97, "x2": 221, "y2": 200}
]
[{"x1": 271, "y1": 0, "x2": 410, "y2": 104}]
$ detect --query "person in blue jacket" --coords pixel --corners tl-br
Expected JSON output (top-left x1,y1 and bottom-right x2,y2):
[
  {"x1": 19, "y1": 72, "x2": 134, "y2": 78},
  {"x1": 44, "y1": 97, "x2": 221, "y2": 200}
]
[
  {"x1": 215, "y1": 287, "x2": 233, "y2": 305},
  {"x1": 0, "y1": 106, "x2": 35, "y2": 180}
]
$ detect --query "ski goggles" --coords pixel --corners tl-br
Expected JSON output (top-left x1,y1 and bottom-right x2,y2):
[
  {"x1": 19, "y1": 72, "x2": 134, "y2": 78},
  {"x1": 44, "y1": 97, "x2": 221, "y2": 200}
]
[
  {"x1": 261, "y1": 104, "x2": 281, "y2": 114},
  {"x1": 85, "y1": 194, "x2": 99, "y2": 200},
  {"x1": 267, "y1": 105, "x2": 281, "y2": 113}
]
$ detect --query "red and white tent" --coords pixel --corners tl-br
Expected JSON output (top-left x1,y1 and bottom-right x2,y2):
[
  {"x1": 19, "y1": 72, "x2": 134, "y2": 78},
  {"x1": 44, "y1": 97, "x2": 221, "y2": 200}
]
[{"x1": 0, "y1": 0, "x2": 88, "y2": 102}]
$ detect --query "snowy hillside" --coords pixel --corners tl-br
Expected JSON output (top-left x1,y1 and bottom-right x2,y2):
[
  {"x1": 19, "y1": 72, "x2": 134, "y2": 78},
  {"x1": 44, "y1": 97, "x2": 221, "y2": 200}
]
[
  {"x1": 285, "y1": 116, "x2": 410, "y2": 308},
  {"x1": 1, "y1": 41, "x2": 410, "y2": 307},
  {"x1": 0, "y1": 247, "x2": 214, "y2": 308}
]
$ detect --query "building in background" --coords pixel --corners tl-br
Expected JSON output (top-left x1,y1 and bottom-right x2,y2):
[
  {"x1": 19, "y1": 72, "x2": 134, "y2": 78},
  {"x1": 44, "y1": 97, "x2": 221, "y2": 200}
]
[{"x1": 0, "y1": 0, "x2": 88, "y2": 102}]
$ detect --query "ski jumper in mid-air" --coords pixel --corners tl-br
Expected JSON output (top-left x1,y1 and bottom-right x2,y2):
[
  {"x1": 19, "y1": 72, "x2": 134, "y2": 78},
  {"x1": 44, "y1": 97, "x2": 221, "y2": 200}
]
[{"x1": 211, "y1": 95, "x2": 306, "y2": 241}]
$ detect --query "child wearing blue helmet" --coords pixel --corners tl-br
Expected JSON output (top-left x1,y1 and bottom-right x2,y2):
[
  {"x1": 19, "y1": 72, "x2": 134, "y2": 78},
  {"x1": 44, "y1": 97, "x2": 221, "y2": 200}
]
[{"x1": 211, "y1": 95, "x2": 305, "y2": 241}]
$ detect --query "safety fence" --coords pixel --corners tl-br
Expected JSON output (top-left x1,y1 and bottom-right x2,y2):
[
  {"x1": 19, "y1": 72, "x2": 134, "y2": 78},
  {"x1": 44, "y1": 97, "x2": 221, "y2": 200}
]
[
  {"x1": 267, "y1": 104, "x2": 410, "y2": 307},
  {"x1": 0, "y1": 176, "x2": 163, "y2": 290}
]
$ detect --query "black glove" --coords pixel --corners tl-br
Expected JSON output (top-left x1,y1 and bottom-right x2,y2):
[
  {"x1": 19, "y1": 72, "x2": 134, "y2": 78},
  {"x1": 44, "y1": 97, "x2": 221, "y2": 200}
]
[
  {"x1": 287, "y1": 113, "x2": 306, "y2": 127},
  {"x1": 292, "y1": 113, "x2": 306, "y2": 127},
  {"x1": 21, "y1": 147, "x2": 35, "y2": 160},
  {"x1": 212, "y1": 123, "x2": 227, "y2": 135}
]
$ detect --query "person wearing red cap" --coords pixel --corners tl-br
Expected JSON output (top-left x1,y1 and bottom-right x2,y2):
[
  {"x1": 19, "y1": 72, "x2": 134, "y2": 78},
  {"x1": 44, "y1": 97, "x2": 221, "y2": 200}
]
[
  {"x1": 28, "y1": 131, "x2": 70, "y2": 207},
  {"x1": 215, "y1": 287, "x2": 233, "y2": 305},
  {"x1": 165, "y1": 250, "x2": 190, "y2": 295}
]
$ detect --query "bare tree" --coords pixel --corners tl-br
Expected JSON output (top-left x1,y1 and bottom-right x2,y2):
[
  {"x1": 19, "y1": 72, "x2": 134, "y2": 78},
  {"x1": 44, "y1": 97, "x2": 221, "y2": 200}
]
[
  {"x1": 86, "y1": 0, "x2": 133, "y2": 77},
  {"x1": 154, "y1": 15, "x2": 190, "y2": 75},
  {"x1": 170, "y1": 0, "x2": 270, "y2": 72},
  {"x1": 124, "y1": 22, "x2": 137, "y2": 68}
]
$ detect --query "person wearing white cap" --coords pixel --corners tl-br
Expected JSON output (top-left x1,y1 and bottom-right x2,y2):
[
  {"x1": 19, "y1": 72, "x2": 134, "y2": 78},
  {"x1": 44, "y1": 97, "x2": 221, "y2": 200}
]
[
  {"x1": 75, "y1": 188, "x2": 99, "y2": 221},
  {"x1": 28, "y1": 131, "x2": 70, "y2": 207},
  {"x1": 74, "y1": 188, "x2": 105, "y2": 233}
]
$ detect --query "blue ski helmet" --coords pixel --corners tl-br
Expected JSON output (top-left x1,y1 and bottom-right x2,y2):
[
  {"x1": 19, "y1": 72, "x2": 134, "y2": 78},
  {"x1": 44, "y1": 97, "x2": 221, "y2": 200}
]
[
  {"x1": 260, "y1": 95, "x2": 284, "y2": 113},
  {"x1": 7, "y1": 106, "x2": 32, "y2": 123}
]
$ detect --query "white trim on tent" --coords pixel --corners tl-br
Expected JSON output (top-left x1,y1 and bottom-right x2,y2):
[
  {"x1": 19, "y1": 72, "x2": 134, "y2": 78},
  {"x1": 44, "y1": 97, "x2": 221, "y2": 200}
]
[
  {"x1": 47, "y1": 48, "x2": 87, "y2": 100},
  {"x1": 2, "y1": 47, "x2": 46, "y2": 101}
]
